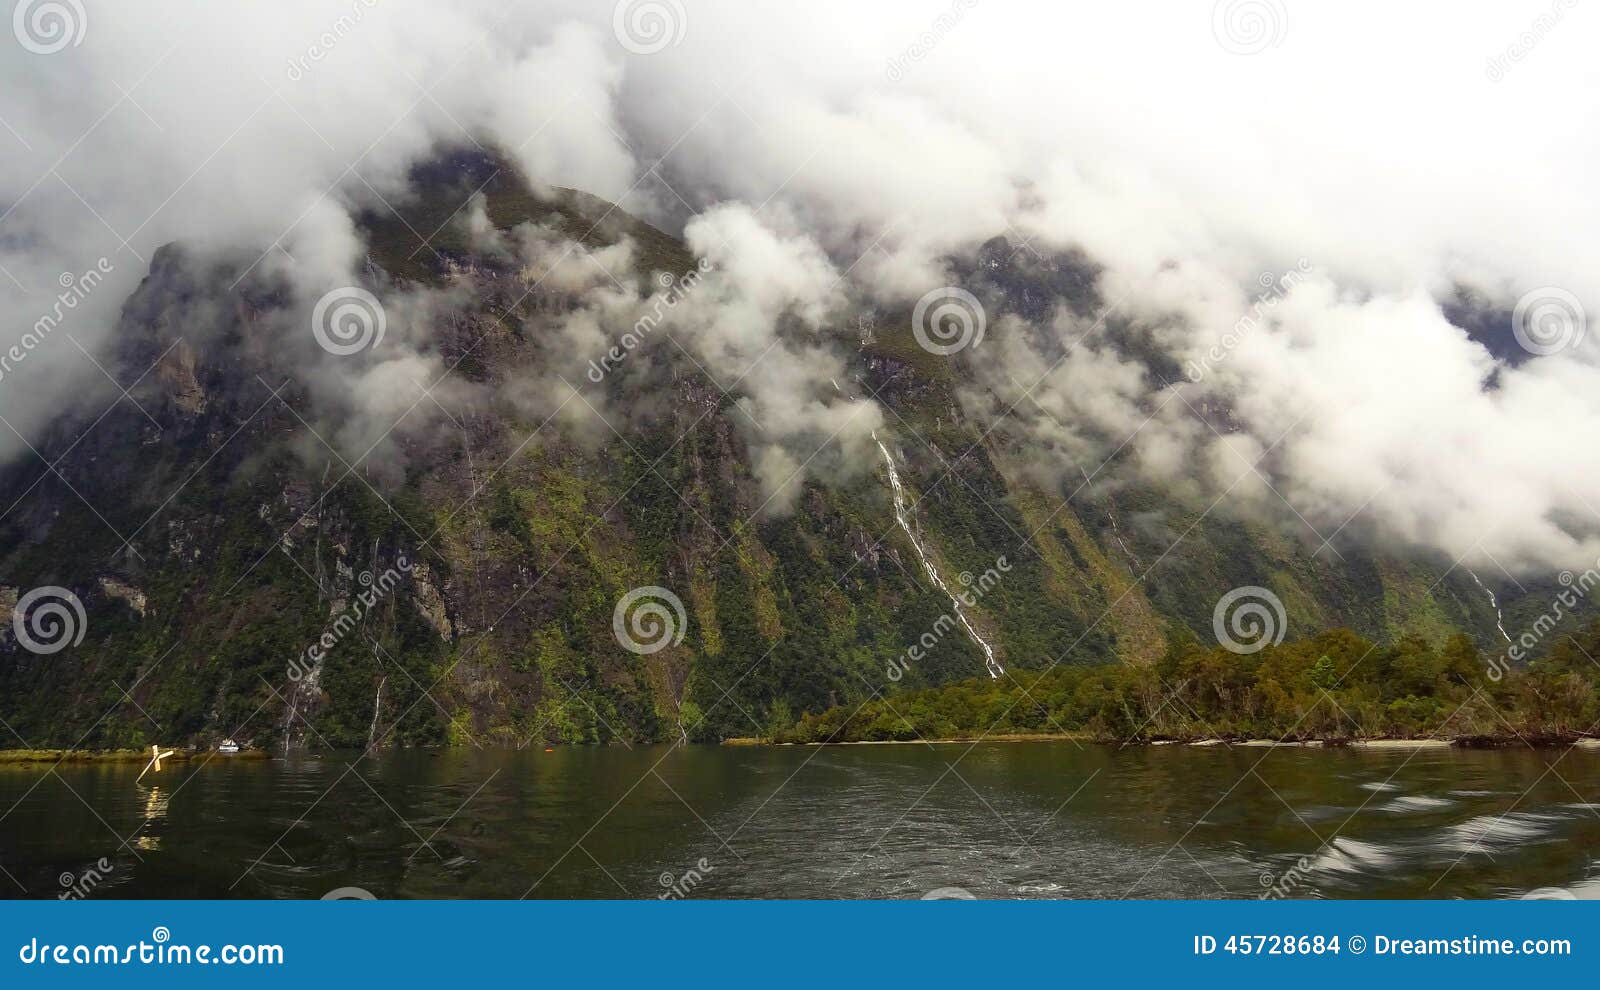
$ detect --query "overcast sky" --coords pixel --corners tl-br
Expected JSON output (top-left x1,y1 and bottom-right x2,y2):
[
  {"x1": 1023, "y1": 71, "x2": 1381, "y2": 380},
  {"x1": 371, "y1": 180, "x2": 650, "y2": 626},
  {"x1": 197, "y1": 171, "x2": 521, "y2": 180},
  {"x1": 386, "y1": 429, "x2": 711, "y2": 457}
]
[{"x1": 1, "y1": 0, "x2": 1596, "y2": 573}]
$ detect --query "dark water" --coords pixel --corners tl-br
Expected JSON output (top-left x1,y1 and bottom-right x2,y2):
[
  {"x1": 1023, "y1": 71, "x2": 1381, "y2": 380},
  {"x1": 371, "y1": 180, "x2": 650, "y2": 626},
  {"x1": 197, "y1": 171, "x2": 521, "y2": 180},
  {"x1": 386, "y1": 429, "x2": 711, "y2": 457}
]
[{"x1": 3, "y1": 742, "x2": 1599, "y2": 900}]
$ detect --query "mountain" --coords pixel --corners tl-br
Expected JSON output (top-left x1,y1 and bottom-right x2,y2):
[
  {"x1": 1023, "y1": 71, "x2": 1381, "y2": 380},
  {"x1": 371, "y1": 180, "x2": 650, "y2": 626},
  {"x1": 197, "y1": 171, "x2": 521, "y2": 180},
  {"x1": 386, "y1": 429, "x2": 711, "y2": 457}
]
[{"x1": 0, "y1": 151, "x2": 1575, "y2": 751}]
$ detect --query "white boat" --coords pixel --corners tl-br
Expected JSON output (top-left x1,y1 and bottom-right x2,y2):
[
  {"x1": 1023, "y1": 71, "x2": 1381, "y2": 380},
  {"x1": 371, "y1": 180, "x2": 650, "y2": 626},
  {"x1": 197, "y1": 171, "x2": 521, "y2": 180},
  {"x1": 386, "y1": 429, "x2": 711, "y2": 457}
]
[{"x1": 217, "y1": 739, "x2": 241, "y2": 754}]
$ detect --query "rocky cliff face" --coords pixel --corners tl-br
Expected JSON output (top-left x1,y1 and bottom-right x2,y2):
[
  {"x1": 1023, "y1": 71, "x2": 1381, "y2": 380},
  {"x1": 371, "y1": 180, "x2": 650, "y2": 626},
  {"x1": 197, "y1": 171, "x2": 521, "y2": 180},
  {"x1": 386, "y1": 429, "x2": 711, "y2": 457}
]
[{"x1": 0, "y1": 154, "x2": 1558, "y2": 751}]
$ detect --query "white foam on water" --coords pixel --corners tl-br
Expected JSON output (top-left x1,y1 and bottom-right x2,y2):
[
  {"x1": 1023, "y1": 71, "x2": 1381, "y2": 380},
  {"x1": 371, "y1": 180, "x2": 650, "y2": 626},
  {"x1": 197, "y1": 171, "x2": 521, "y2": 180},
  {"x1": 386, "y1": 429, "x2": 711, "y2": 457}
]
[
  {"x1": 1305, "y1": 836, "x2": 1399, "y2": 878},
  {"x1": 1517, "y1": 877, "x2": 1600, "y2": 900},
  {"x1": 1379, "y1": 795, "x2": 1455, "y2": 814},
  {"x1": 1443, "y1": 811, "x2": 1564, "y2": 855}
]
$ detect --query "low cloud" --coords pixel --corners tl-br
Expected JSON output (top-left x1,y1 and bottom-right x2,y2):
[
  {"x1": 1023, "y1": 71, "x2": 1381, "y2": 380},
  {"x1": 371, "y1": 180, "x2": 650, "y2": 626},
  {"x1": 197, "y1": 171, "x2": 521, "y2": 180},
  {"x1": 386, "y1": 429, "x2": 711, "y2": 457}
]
[{"x1": 2, "y1": 0, "x2": 1597, "y2": 568}]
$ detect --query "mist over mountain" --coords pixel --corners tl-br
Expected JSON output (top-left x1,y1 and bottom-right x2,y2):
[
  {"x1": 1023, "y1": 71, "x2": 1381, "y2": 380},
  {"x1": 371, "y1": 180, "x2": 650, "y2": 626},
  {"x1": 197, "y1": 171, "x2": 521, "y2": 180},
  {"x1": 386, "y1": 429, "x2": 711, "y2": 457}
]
[{"x1": 1, "y1": 1, "x2": 1597, "y2": 748}]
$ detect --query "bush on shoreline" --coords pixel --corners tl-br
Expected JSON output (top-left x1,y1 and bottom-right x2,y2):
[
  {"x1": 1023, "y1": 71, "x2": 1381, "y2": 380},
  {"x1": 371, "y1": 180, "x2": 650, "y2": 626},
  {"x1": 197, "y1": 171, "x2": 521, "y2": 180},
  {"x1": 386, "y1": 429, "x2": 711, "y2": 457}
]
[{"x1": 773, "y1": 623, "x2": 1600, "y2": 745}]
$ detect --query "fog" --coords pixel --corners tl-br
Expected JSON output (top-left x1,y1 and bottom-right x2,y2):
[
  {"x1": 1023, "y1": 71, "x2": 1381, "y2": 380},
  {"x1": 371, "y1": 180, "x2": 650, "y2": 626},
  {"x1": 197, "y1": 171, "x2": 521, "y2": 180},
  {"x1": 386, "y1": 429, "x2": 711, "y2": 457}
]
[{"x1": 2, "y1": 0, "x2": 1596, "y2": 570}]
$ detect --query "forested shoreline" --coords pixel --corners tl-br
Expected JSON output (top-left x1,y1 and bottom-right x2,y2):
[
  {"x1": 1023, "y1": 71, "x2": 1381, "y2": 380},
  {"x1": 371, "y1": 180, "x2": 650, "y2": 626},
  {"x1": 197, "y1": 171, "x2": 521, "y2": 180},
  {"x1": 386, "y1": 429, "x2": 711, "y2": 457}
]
[{"x1": 770, "y1": 624, "x2": 1600, "y2": 746}]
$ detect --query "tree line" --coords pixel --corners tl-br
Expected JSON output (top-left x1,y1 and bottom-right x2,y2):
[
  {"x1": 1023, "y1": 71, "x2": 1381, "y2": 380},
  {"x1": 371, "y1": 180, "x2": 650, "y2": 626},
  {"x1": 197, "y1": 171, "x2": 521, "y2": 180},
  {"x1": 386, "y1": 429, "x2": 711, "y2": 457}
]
[{"x1": 773, "y1": 623, "x2": 1600, "y2": 745}]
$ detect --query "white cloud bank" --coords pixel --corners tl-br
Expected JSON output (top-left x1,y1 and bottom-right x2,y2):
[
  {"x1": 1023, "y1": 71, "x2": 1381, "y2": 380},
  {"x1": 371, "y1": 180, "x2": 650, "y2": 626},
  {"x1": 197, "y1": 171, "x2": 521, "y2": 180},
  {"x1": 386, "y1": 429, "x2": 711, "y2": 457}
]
[{"x1": 1, "y1": 0, "x2": 1597, "y2": 569}]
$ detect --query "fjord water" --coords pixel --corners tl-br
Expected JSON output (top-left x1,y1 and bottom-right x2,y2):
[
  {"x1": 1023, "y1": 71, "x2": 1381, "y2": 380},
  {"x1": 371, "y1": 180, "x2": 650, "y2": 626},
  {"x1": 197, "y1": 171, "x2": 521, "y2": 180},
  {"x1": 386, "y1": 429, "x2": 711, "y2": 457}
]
[{"x1": 3, "y1": 743, "x2": 1598, "y2": 900}]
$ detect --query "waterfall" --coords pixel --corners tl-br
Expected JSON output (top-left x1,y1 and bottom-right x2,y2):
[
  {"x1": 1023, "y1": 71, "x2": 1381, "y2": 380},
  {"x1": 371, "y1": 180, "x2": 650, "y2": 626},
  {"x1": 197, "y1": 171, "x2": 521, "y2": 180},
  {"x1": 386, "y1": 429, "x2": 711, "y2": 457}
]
[
  {"x1": 1467, "y1": 569, "x2": 1512, "y2": 644},
  {"x1": 365, "y1": 675, "x2": 386, "y2": 753},
  {"x1": 282, "y1": 661, "x2": 321, "y2": 753},
  {"x1": 874, "y1": 432, "x2": 1004, "y2": 678},
  {"x1": 1081, "y1": 466, "x2": 1141, "y2": 569}
]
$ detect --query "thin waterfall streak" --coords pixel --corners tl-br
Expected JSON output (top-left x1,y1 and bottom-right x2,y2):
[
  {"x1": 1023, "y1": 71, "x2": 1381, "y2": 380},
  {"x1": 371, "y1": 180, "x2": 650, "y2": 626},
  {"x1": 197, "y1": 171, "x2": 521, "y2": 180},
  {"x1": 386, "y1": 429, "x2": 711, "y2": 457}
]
[
  {"x1": 1468, "y1": 569, "x2": 1512, "y2": 644},
  {"x1": 1082, "y1": 465, "x2": 1141, "y2": 569},
  {"x1": 874, "y1": 431, "x2": 1004, "y2": 678},
  {"x1": 366, "y1": 675, "x2": 387, "y2": 753}
]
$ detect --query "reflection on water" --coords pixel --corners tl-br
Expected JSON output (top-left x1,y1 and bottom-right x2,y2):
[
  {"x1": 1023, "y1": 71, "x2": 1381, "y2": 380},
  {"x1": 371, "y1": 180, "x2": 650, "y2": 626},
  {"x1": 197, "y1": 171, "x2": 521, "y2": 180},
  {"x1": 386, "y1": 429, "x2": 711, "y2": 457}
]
[
  {"x1": 135, "y1": 785, "x2": 169, "y2": 852},
  {"x1": 1, "y1": 742, "x2": 1598, "y2": 900}
]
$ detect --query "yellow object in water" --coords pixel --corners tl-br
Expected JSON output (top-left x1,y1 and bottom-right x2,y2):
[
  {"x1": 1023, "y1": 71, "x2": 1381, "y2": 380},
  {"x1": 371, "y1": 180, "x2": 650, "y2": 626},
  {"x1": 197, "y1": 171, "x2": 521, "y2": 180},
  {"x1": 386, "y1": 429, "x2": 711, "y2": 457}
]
[{"x1": 135, "y1": 744, "x2": 176, "y2": 783}]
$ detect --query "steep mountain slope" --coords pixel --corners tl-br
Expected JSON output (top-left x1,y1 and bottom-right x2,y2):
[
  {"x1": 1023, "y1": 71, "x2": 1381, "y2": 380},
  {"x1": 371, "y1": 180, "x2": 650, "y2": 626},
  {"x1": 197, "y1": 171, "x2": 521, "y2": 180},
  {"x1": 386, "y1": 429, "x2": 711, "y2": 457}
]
[{"x1": 0, "y1": 152, "x2": 1565, "y2": 750}]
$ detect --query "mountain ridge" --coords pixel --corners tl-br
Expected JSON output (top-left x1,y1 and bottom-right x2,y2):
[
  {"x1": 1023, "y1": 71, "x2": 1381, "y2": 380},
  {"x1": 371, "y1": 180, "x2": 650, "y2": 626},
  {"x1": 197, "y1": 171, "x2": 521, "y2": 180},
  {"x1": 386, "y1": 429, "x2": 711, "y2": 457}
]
[{"x1": 0, "y1": 151, "x2": 1575, "y2": 751}]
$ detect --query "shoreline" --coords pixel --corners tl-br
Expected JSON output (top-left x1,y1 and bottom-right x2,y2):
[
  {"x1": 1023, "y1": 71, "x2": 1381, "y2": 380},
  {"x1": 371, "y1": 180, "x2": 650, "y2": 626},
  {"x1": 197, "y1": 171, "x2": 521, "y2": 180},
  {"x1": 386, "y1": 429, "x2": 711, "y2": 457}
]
[
  {"x1": 0, "y1": 748, "x2": 271, "y2": 765},
  {"x1": 725, "y1": 732, "x2": 1094, "y2": 747},
  {"x1": 724, "y1": 734, "x2": 1600, "y2": 750},
  {"x1": 6, "y1": 736, "x2": 1597, "y2": 760}
]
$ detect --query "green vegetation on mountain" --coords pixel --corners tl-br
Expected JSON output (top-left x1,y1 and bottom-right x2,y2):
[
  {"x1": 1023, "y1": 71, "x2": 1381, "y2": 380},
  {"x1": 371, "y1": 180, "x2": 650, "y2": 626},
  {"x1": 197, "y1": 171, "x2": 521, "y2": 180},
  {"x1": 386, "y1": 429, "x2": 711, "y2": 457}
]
[{"x1": 0, "y1": 151, "x2": 1588, "y2": 752}]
